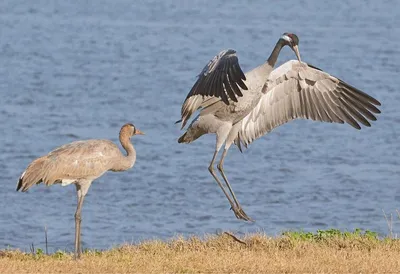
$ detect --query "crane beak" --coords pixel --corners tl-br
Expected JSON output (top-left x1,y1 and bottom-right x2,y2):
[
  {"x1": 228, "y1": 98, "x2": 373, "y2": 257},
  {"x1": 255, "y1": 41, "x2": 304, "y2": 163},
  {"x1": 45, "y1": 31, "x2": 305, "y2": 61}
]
[
  {"x1": 135, "y1": 129, "x2": 145, "y2": 135},
  {"x1": 292, "y1": 45, "x2": 302, "y2": 63}
]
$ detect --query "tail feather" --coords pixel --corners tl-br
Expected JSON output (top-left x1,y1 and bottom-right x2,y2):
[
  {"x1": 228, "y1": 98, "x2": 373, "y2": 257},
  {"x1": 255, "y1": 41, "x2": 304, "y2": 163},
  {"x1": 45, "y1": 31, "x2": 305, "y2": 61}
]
[
  {"x1": 178, "y1": 132, "x2": 187, "y2": 143},
  {"x1": 234, "y1": 136, "x2": 243, "y2": 153},
  {"x1": 16, "y1": 176, "x2": 24, "y2": 192},
  {"x1": 17, "y1": 157, "x2": 47, "y2": 192},
  {"x1": 234, "y1": 133, "x2": 248, "y2": 153},
  {"x1": 178, "y1": 126, "x2": 206, "y2": 144}
]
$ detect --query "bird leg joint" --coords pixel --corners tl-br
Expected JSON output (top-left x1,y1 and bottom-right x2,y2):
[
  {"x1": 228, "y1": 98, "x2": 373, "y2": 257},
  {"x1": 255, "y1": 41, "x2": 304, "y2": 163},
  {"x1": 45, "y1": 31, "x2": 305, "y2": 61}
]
[
  {"x1": 74, "y1": 213, "x2": 82, "y2": 222},
  {"x1": 217, "y1": 162, "x2": 224, "y2": 172}
]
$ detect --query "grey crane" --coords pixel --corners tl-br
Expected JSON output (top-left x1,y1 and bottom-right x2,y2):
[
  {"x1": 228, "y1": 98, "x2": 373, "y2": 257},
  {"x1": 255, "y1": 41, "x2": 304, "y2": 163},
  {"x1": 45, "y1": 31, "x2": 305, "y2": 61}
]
[
  {"x1": 17, "y1": 123, "x2": 144, "y2": 259},
  {"x1": 177, "y1": 33, "x2": 381, "y2": 221}
]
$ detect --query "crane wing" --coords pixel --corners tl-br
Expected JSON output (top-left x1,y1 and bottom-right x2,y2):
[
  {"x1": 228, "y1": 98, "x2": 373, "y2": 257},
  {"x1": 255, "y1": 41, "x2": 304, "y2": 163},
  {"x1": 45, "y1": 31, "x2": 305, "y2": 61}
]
[
  {"x1": 179, "y1": 49, "x2": 248, "y2": 128},
  {"x1": 45, "y1": 140, "x2": 119, "y2": 178},
  {"x1": 238, "y1": 60, "x2": 381, "y2": 147}
]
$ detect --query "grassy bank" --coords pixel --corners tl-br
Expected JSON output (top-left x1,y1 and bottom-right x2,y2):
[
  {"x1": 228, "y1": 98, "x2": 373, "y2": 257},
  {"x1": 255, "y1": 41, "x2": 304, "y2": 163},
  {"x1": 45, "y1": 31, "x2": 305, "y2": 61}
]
[{"x1": 1, "y1": 229, "x2": 400, "y2": 273}]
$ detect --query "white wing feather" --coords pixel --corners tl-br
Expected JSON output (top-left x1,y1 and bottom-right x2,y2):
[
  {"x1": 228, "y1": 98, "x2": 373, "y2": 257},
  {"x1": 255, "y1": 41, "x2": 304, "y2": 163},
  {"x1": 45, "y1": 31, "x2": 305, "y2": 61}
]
[{"x1": 239, "y1": 60, "x2": 381, "y2": 146}]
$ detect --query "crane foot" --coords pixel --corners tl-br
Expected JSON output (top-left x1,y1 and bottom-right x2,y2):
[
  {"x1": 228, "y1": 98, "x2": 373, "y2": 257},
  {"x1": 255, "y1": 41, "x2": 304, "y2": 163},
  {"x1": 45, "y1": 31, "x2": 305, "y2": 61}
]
[{"x1": 231, "y1": 206, "x2": 254, "y2": 222}]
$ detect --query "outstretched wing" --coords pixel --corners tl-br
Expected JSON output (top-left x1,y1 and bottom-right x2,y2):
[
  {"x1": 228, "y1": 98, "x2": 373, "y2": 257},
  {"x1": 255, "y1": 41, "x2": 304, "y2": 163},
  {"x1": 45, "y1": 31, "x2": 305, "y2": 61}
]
[
  {"x1": 179, "y1": 49, "x2": 248, "y2": 128},
  {"x1": 238, "y1": 60, "x2": 381, "y2": 146}
]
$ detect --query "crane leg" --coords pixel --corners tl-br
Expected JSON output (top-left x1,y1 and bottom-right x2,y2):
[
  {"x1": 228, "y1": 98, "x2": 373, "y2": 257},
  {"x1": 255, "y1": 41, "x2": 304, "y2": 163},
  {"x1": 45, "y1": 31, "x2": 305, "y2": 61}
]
[
  {"x1": 208, "y1": 150, "x2": 237, "y2": 212},
  {"x1": 74, "y1": 185, "x2": 87, "y2": 260},
  {"x1": 217, "y1": 148, "x2": 253, "y2": 222},
  {"x1": 74, "y1": 195, "x2": 84, "y2": 259}
]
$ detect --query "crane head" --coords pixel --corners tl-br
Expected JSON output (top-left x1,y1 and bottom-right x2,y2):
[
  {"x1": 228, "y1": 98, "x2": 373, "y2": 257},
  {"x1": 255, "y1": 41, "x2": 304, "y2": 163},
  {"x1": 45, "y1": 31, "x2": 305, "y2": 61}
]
[
  {"x1": 280, "y1": 33, "x2": 301, "y2": 63},
  {"x1": 122, "y1": 123, "x2": 145, "y2": 137}
]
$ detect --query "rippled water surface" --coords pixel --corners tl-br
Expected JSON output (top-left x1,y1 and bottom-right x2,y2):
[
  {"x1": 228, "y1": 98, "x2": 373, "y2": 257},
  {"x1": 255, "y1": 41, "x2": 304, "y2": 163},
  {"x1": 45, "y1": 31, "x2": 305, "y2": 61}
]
[{"x1": 1, "y1": 0, "x2": 399, "y2": 252}]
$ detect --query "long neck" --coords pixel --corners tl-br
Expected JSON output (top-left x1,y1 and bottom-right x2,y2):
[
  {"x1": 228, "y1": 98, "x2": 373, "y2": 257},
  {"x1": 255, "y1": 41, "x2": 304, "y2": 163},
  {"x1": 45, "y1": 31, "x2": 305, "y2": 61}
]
[
  {"x1": 115, "y1": 131, "x2": 136, "y2": 171},
  {"x1": 251, "y1": 39, "x2": 286, "y2": 82},
  {"x1": 267, "y1": 39, "x2": 285, "y2": 67}
]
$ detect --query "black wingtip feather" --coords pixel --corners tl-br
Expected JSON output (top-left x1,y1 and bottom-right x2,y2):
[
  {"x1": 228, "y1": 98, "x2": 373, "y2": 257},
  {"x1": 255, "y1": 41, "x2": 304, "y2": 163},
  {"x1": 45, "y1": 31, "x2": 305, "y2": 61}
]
[
  {"x1": 184, "y1": 49, "x2": 247, "y2": 107},
  {"x1": 340, "y1": 81, "x2": 381, "y2": 106},
  {"x1": 16, "y1": 178, "x2": 23, "y2": 192},
  {"x1": 236, "y1": 78, "x2": 248, "y2": 90},
  {"x1": 223, "y1": 76, "x2": 238, "y2": 103},
  {"x1": 308, "y1": 62, "x2": 381, "y2": 107}
]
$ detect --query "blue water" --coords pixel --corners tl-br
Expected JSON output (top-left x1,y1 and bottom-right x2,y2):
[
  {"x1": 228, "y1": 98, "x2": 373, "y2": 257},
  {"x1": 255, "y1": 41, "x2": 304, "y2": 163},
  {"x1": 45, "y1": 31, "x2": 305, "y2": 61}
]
[{"x1": 0, "y1": 0, "x2": 399, "y2": 252}]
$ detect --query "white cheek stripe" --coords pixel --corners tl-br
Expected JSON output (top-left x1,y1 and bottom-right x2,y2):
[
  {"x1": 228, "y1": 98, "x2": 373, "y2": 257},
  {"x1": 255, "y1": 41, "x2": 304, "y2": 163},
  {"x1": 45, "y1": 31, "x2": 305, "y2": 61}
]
[{"x1": 282, "y1": 35, "x2": 292, "y2": 43}]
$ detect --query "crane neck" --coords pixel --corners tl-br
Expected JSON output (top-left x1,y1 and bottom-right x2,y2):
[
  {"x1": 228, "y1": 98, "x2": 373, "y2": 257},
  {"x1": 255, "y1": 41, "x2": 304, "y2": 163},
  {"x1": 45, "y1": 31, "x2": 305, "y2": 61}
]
[
  {"x1": 267, "y1": 39, "x2": 285, "y2": 68},
  {"x1": 117, "y1": 129, "x2": 136, "y2": 171},
  {"x1": 120, "y1": 130, "x2": 136, "y2": 157}
]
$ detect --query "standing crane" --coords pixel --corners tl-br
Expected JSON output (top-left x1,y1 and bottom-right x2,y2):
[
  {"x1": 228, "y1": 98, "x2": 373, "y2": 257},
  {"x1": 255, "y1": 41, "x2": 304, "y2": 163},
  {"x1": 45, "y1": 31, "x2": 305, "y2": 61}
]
[
  {"x1": 177, "y1": 33, "x2": 381, "y2": 221},
  {"x1": 17, "y1": 123, "x2": 144, "y2": 259}
]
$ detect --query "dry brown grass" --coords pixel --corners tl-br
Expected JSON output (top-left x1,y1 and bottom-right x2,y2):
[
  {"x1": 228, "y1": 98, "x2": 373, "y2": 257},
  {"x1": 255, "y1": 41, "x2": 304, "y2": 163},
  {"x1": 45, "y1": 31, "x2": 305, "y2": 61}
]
[{"x1": 1, "y1": 232, "x2": 400, "y2": 273}]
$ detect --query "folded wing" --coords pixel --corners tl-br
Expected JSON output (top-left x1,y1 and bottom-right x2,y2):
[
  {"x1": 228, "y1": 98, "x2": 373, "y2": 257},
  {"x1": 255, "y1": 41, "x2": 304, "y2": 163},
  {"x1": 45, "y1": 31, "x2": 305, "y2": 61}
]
[{"x1": 239, "y1": 60, "x2": 381, "y2": 146}]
